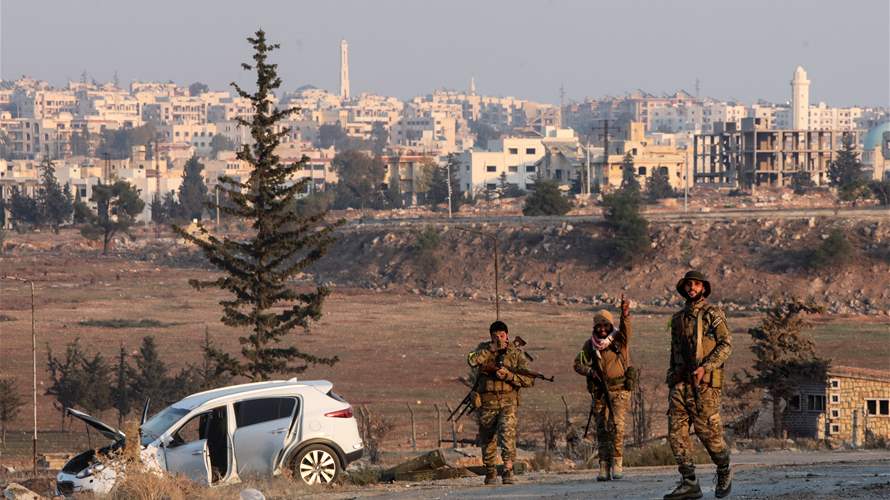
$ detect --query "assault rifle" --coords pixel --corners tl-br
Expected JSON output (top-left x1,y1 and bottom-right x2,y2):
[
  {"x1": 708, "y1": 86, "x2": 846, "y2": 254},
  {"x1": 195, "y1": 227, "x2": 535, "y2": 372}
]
[
  {"x1": 448, "y1": 349, "x2": 506, "y2": 423},
  {"x1": 583, "y1": 353, "x2": 615, "y2": 437}
]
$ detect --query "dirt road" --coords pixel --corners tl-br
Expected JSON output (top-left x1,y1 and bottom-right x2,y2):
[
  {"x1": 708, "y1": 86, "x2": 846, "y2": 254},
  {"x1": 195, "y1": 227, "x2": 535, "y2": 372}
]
[{"x1": 324, "y1": 450, "x2": 890, "y2": 499}]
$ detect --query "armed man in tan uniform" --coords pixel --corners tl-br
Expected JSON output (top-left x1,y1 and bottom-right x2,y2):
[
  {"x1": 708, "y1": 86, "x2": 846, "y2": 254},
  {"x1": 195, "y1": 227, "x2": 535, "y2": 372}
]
[
  {"x1": 573, "y1": 295, "x2": 631, "y2": 481},
  {"x1": 467, "y1": 321, "x2": 535, "y2": 485},
  {"x1": 664, "y1": 271, "x2": 733, "y2": 499}
]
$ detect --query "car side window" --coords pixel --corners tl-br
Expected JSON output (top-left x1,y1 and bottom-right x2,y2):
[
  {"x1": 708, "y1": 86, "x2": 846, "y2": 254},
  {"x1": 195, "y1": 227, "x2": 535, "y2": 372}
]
[
  {"x1": 170, "y1": 412, "x2": 207, "y2": 447},
  {"x1": 233, "y1": 397, "x2": 298, "y2": 428}
]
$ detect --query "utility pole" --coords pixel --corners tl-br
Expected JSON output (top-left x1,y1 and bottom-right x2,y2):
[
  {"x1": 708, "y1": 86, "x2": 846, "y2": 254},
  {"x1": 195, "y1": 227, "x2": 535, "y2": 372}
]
[
  {"x1": 445, "y1": 158, "x2": 453, "y2": 219},
  {"x1": 215, "y1": 184, "x2": 221, "y2": 226},
  {"x1": 591, "y1": 118, "x2": 620, "y2": 191},
  {"x1": 586, "y1": 140, "x2": 591, "y2": 196}
]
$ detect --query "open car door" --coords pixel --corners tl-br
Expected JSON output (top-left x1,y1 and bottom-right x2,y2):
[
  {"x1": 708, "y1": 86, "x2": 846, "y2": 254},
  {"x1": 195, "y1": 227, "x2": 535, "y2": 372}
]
[{"x1": 162, "y1": 412, "x2": 212, "y2": 485}]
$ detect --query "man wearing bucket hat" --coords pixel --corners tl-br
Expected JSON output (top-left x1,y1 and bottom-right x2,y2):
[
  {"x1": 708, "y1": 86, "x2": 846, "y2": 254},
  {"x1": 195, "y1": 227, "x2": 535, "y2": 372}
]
[
  {"x1": 664, "y1": 271, "x2": 733, "y2": 499},
  {"x1": 573, "y1": 294, "x2": 632, "y2": 481}
]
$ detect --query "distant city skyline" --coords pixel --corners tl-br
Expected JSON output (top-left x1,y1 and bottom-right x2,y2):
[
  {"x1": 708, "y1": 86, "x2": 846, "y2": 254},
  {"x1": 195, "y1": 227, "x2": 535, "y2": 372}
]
[{"x1": 1, "y1": 0, "x2": 887, "y2": 107}]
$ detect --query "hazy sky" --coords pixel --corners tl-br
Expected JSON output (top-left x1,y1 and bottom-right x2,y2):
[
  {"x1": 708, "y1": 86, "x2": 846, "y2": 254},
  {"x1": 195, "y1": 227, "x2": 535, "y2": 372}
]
[{"x1": 1, "y1": 0, "x2": 888, "y2": 107}]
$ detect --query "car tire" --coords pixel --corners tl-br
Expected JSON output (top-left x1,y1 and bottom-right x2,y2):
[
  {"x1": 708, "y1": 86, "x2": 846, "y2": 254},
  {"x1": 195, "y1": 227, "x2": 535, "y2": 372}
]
[{"x1": 291, "y1": 444, "x2": 341, "y2": 485}]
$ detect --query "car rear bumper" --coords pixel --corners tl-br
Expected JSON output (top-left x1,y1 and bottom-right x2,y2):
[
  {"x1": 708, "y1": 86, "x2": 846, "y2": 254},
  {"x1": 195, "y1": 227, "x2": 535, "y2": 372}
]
[{"x1": 344, "y1": 448, "x2": 363, "y2": 465}]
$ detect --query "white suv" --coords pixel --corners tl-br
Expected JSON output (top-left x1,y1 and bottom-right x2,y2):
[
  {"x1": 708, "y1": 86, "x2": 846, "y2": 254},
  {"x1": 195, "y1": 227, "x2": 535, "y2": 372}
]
[{"x1": 56, "y1": 379, "x2": 363, "y2": 495}]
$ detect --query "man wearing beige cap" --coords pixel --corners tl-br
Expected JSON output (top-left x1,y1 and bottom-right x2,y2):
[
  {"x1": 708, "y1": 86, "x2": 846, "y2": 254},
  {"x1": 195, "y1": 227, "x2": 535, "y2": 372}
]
[{"x1": 573, "y1": 294, "x2": 631, "y2": 481}]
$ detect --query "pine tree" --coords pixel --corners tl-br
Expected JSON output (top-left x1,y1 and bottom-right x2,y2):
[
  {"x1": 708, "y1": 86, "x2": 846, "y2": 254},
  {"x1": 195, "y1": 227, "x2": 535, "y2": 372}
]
[
  {"x1": 78, "y1": 352, "x2": 113, "y2": 414},
  {"x1": 0, "y1": 378, "x2": 24, "y2": 445},
  {"x1": 111, "y1": 344, "x2": 132, "y2": 427},
  {"x1": 828, "y1": 133, "x2": 867, "y2": 201},
  {"x1": 9, "y1": 187, "x2": 39, "y2": 229},
  {"x1": 128, "y1": 336, "x2": 172, "y2": 409},
  {"x1": 734, "y1": 299, "x2": 829, "y2": 437},
  {"x1": 36, "y1": 159, "x2": 73, "y2": 232},
  {"x1": 523, "y1": 177, "x2": 572, "y2": 216},
  {"x1": 602, "y1": 168, "x2": 649, "y2": 264},
  {"x1": 178, "y1": 155, "x2": 208, "y2": 221},
  {"x1": 46, "y1": 339, "x2": 88, "y2": 430},
  {"x1": 646, "y1": 167, "x2": 676, "y2": 203},
  {"x1": 427, "y1": 154, "x2": 463, "y2": 210},
  {"x1": 72, "y1": 189, "x2": 91, "y2": 224},
  {"x1": 174, "y1": 30, "x2": 340, "y2": 380},
  {"x1": 621, "y1": 152, "x2": 642, "y2": 194},
  {"x1": 80, "y1": 180, "x2": 145, "y2": 254}
]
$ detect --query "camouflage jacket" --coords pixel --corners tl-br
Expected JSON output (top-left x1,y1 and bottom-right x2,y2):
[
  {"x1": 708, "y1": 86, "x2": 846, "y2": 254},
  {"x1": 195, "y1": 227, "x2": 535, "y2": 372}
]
[
  {"x1": 467, "y1": 342, "x2": 535, "y2": 393},
  {"x1": 666, "y1": 300, "x2": 732, "y2": 388},
  {"x1": 574, "y1": 316, "x2": 632, "y2": 389}
]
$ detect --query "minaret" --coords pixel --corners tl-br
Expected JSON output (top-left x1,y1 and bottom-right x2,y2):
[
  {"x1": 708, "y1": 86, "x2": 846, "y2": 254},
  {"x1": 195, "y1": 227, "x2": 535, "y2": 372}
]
[
  {"x1": 791, "y1": 66, "x2": 809, "y2": 130},
  {"x1": 469, "y1": 76, "x2": 476, "y2": 96},
  {"x1": 339, "y1": 39, "x2": 350, "y2": 100}
]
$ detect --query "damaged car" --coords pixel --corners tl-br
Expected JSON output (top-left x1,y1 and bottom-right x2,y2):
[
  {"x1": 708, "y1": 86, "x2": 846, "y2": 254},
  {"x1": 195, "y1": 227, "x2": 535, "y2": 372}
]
[{"x1": 56, "y1": 379, "x2": 363, "y2": 496}]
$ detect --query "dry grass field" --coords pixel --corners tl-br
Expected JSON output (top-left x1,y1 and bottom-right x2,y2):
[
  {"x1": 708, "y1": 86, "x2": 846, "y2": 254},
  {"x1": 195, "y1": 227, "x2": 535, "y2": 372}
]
[{"x1": 1, "y1": 231, "x2": 889, "y2": 461}]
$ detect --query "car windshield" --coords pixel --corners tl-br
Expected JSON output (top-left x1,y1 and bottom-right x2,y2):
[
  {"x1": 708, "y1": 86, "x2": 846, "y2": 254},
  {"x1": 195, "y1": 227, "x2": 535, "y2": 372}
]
[{"x1": 140, "y1": 406, "x2": 190, "y2": 446}]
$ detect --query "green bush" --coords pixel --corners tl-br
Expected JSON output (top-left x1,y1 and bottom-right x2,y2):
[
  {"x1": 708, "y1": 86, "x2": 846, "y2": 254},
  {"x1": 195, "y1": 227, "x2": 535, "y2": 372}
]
[
  {"x1": 523, "y1": 178, "x2": 571, "y2": 216},
  {"x1": 807, "y1": 229, "x2": 853, "y2": 269},
  {"x1": 413, "y1": 226, "x2": 441, "y2": 279}
]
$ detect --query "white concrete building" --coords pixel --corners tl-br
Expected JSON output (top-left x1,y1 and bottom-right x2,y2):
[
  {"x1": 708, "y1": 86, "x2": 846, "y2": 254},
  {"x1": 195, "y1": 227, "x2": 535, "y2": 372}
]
[{"x1": 459, "y1": 133, "x2": 546, "y2": 196}]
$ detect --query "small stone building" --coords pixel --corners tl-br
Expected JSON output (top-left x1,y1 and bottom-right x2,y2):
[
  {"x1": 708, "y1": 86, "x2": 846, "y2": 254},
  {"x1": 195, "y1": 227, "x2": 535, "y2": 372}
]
[{"x1": 783, "y1": 366, "x2": 890, "y2": 444}]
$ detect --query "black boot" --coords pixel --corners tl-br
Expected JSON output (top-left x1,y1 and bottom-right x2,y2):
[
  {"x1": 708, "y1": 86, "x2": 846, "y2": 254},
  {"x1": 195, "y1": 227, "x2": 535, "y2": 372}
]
[
  {"x1": 715, "y1": 465, "x2": 732, "y2": 498},
  {"x1": 663, "y1": 476, "x2": 703, "y2": 500},
  {"x1": 483, "y1": 467, "x2": 497, "y2": 485},
  {"x1": 501, "y1": 467, "x2": 516, "y2": 485}
]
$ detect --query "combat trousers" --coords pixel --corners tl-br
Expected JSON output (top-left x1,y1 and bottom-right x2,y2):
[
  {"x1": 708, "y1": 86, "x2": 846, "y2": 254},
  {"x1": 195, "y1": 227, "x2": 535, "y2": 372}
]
[
  {"x1": 593, "y1": 388, "x2": 629, "y2": 461},
  {"x1": 477, "y1": 392, "x2": 518, "y2": 467},
  {"x1": 667, "y1": 383, "x2": 730, "y2": 477}
]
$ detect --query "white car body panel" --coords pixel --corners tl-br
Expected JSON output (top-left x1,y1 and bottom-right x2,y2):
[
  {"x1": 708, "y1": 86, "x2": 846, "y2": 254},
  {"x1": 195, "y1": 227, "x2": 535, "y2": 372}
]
[{"x1": 56, "y1": 379, "x2": 362, "y2": 496}]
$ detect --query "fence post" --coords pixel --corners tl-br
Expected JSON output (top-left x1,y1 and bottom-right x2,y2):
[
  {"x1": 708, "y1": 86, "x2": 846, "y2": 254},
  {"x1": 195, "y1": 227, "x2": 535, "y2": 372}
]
[
  {"x1": 407, "y1": 403, "x2": 416, "y2": 451},
  {"x1": 435, "y1": 404, "x2": 442, "y2": 447},
  {"x1": 444, "y1": 403, "x2": 457, "y2": 448}
]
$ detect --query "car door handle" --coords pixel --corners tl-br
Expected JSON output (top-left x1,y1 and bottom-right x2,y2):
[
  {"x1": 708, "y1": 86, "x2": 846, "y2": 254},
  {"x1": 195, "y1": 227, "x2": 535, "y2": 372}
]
[
  {"x1": 191, "y1": 451, "x2": 204, "y2": 456},
  {"x1": 270, "y1": 428, "x2": 287, "y2": 434}
]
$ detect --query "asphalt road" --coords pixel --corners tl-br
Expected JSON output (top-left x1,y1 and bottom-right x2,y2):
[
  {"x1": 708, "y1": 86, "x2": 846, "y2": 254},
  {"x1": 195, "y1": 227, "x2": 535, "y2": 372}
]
[{"x1": 324, "y1": 450, "x2": 890, "y2": 500}]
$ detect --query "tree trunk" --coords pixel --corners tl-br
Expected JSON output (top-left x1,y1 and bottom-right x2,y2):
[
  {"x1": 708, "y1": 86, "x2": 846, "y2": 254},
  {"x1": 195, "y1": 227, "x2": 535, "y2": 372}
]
[{"x1": 772, "y1": 392, "x2": 784, "y2": 438}]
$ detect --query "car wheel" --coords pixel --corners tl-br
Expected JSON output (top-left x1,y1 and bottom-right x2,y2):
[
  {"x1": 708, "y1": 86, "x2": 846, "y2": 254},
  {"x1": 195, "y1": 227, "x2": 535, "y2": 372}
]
[{"x1": 292, "y1": 444, "x2": 340, "y2": 485}]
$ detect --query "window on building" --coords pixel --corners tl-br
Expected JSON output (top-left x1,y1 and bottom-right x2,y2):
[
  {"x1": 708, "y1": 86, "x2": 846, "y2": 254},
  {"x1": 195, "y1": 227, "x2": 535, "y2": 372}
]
[
  {"x1": 486, "y1": 183, "x2": 497, "y2": 190},
  {"x1": 525, "y1": 148, "x2": 536, "y2": 154},
  {"x1": 465, "y1": 165, "x2": 470, "y2": 171},
  {"x1": 830, "y1": 423, "x2": 839, "y2": 435},
  {"x1": 867, "y1": 399, "x2": 890, "y2": 416},
  {"x1": 831, "y1": 409, "x2": 839, "y2": 419},
  {"x1": 508, "y1": 166, "x2": 518, "y2": 173},
  {"x1": 638, "y1": 167, "x2": 646, "y2": 176},
  {"x1": 508, "y1": 148, "x2": 518, "y2": 154},
  {"x1": 486, "y1": 165, "x2": 497, "y2": 172},
  {"x1": 830, "y1": 379, "x2": 840, "y2": 389},
  {"x1": 830, "y1": 394, "x2": 840, "y2": 404},
  {"x1": 807, "y1": 394, "x2": 825, "y2": 412},
  {"x1": 526, "y1": 166, "x2": 536, "y2": 173},
  {"x1": 789, "y1": 395, "x2": 801, "y2": 411}
]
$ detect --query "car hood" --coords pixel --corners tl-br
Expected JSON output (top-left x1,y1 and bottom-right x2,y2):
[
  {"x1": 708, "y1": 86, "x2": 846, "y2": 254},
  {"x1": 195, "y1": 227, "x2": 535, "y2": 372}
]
[{"x1": 66, "y1": 408, "x2": 126, "y2": 443}]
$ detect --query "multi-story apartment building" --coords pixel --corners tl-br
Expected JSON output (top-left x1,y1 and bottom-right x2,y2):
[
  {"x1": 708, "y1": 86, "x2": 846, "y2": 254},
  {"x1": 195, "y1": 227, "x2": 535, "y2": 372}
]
[
  {"x1": 693, "y1": 117, "x2": 859, "y2": 187},
  {"x1": 459, "y1": 132, "x2": 547, "y2": 196}
]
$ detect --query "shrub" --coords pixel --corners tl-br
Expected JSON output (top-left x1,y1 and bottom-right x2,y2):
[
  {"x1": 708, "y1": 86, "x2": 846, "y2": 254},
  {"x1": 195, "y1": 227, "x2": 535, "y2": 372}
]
[
  {"x1": 621, "y1": 442, "x2": 711, "y2": 467},
  {"x1": 412, "y1": 226, "x2": 441, "y2": 279},
  {"x1": 807, "y1": 229, "x2": 853, "y2": 269},
  {"x1": 523, "y1": 178, "x2": 571, "y2": 216}
]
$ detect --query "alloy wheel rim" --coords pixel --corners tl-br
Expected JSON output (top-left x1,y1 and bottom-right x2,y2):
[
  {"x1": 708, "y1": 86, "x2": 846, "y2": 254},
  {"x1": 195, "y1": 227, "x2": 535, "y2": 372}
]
[{"x1": 299, "y1": 449, "x2": 336, "y2": 484}]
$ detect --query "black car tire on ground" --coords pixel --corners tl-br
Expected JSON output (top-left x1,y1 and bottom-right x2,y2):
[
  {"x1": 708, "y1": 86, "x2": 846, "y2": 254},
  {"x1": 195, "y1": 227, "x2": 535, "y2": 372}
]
[{"x1": 291, "y1": 444, "x2": 341, "y2": 485}]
